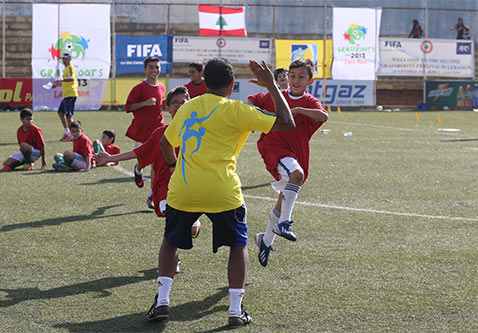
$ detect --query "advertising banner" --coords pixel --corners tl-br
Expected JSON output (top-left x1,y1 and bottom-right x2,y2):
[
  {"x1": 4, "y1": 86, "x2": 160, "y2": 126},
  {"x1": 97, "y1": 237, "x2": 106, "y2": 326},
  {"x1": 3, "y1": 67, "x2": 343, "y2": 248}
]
[
  {"x1": 116, "y1": 35, "x2": 173, "y2": 75},
  {"x1": 378, "y1": 39, "x2": 474, "y2": 77},
  {"x1": 168, "y1": 78, "x2": 266, "y2": 103},
  {"x1": 275, "y1": 40, "x2": 332, "y2": 79},
  {"x1": 332, "y1": 7, "x2": 382, "y2": 80},
  {"x1": 32, "y1": 79, "x2": 108, "y2": 111},
  {"x1": 0, "y1": 79, "x2": 33, "y2": 106},
  {"x1": 103, "y1": 78, "x2": 168, "y2": 105},
  {"x1": 173, "y1": 36, "x2": 272, "y2": 64},
  {"x1": 307, "y1": 80, "x2": 374, "y2": 106},
  {"x1": 426, "y1": 81, "x2": 478, "y2": 107}
]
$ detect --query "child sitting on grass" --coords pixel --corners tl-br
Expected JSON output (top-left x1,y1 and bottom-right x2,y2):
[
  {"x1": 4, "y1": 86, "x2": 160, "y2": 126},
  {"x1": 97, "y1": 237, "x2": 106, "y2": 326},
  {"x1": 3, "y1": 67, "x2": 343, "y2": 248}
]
[
  {"x1": 53, "y1": 120, "x2": 93, "y2": 172},
  {"x1": 93, "y1": 130, "x2": 120, "y2": 166},
  {"x1": 2, "y1": 108, "x2": 46, "y2": 171}
]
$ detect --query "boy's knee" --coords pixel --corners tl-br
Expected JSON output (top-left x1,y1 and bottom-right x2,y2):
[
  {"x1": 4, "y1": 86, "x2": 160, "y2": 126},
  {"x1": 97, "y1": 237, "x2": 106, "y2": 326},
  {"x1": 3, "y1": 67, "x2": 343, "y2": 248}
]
[
  {"x1": 64, "y1": 151, "x2": 74, "y2": 159},
  {"x1": 19, "y1": 142, "x2": 31, "y2": 152},
  {"x1": 289, "y1": 170, "x2": 304, "y2": 184},
  {"x1": 93, "y1": 139, "x2": 100, "y2": 144}
]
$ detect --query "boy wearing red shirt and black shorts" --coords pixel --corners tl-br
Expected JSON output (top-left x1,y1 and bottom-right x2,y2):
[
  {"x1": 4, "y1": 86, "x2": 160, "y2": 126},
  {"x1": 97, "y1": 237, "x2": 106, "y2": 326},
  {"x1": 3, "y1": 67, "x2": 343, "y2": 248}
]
[
  {"x1": 2, "y1": 108, "x2": 46, "y2": 171},
  {"x1": 125, "y1": 56, "x2": 166, "y2": 208},
  {"x1": 184, "y1": 61, "x2": 207, "y2": 98},
  {"x1": 53, "y1": 120, "x2": 93, "y2": 172},
  {"x1": 248, "y1": 58, "x2": 329, "y2": 267}
]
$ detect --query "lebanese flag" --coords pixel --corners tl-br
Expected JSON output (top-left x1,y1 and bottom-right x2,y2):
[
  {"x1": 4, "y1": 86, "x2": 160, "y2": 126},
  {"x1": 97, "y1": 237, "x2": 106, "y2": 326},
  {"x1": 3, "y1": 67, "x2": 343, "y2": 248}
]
[{"x1": 198, "y1": 5, "x2": 247, "y2": 36}]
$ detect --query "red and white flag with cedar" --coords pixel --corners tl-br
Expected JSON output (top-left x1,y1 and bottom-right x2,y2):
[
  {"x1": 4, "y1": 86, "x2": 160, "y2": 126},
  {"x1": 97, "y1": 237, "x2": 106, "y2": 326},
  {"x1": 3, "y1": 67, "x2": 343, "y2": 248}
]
[{"x1": 198, "y1": 5, "x2": 247, "y2": 36}]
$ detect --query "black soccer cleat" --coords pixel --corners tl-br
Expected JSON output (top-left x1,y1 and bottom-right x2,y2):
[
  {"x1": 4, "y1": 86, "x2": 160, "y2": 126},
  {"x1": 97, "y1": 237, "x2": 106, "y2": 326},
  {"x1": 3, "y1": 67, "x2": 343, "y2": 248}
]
[
  {"x1": 228, "y1": 305, "x2": 252, "y2": 326},
  {"x1": 147, "y1": 294, "x2": 169, "y2": 321},
  {"x1": 272, "y1": 220, "x2": 297, "y2": 241},
  {"x1": 134, "y1": 164, "x2": 144, "y2": 188}
]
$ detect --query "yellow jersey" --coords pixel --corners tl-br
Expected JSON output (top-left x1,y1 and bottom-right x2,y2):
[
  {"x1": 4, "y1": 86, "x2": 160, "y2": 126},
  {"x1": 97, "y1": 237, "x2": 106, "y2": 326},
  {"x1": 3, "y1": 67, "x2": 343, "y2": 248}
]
[
  {"x1": 62, "y1": 64, "x2": 79, "y2": 98},
  {"x1": 165, "y1": 93, "x2": 276, "y2": 213}
]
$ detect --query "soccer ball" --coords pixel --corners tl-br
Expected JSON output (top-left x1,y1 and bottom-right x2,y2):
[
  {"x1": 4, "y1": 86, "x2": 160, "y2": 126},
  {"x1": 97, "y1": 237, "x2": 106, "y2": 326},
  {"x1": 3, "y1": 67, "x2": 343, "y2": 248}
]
[{"x1": 377, "y1": 105, "x2": 383, "y2": 111}]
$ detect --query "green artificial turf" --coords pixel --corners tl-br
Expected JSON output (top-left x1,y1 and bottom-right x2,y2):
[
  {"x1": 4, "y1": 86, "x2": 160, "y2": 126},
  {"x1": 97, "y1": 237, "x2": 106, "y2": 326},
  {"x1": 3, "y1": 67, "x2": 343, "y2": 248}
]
[{"x1": 0, "y1": 110, "x2": 477, "y2": 332}]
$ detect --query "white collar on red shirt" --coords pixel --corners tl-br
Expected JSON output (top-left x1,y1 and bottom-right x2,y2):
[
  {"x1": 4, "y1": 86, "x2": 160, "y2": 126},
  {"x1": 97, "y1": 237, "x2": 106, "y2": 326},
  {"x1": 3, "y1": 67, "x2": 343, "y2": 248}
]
[
  {"x1": 143, "y1": 79, "x2": 159, "y2": 87},
  {"x1": 287, "y1": 90, "x2": 306, "y2": 100}
]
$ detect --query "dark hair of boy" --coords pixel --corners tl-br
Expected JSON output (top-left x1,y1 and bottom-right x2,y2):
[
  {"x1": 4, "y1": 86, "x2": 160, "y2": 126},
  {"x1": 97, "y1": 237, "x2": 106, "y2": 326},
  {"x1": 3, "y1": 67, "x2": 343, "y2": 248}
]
[
  {"x1": 166, "y1": 86, "x2": 190, "y2": 106},
  {"x1": 188, "y1": 61, "x2": 204, "y2": 73},
  {"x1": 204, "y1": 58, "x2": 234, "y2": 90},
  {"x1": 20, "y1": 108, "x2": 33, "y2": 119},
  {"x1": 289, "y1": 58, "x2": 314, "y2": 79},
  {"x1": 273, "y1": 68, "x2": 288, "y2": 81},
  {"x1": 144, "y1": 56, "x2": 160, "y2": 68},
  {"x1": 69, "y1": 120, "x2": 82, "y2": 129},
  {"x1": 102, "y1": 130, "x2": 116, "y2": 144}
]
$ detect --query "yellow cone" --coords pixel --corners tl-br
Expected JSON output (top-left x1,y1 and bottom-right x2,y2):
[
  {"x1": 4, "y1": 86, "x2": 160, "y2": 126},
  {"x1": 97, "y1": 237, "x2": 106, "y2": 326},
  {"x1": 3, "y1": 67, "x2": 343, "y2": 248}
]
[
  {"x1": 414, "y1": 112, "x2": 419, "y2": 120},
  {"x1": 436, "y1": 113, "x2": 440, "y2": 123},
  {"x1": 337, "y1": 106, "x2": 342, "y2": 113},
  {"x1": 327, "y1": 105, "x2": 332, "y2": 113}
]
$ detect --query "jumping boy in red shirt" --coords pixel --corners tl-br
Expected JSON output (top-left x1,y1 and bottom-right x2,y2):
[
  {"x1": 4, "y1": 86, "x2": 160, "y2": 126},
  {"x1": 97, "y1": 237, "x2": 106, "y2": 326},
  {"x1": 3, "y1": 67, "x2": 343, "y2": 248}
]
[
  {"x1": 2, "y1": 108, "x2": 46, "y2": 171},
  {"x1": 184, "y1": 61, "x2": 207, "y2": 98},
  {"x1": 53, "y1": 120, "x2": 93, "y2": 172},
  {"x1": 248, "y1": 58, "x2": 328, "y2": 267},
  {"x1": 125, "y1": 56, "x2": 166, "y2": 208}
]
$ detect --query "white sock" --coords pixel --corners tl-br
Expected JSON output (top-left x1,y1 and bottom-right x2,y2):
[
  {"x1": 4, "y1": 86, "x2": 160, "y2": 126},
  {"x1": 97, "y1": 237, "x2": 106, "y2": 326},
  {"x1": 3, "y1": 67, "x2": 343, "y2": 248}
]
[
  {"x1": 135, "y1": 164, "x2": 143, "y2": 175},
  {"x1": 263, "y1": 208, "x2": 280, "y2": 247},
  {"x1": 156, "y1": 276, "x2": 173, "y2": 306},
  {"x1": 228, "y1": 288, "x2": 244, "y2": 316},
  {"x1": 279, "y1": 183, "x2": 301, "y2": 222},
  {"x1": 64, "y1": 128, "x2": 70, "y2": 136}
]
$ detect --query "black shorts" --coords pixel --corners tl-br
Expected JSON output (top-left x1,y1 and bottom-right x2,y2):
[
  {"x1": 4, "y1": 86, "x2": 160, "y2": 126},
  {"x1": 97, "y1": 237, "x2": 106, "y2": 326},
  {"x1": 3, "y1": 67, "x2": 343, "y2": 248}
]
[
  {"x1": 58, "y1": 97, "x2": 77, "y2": 116},
  {"x1": 164, "y1": 204, "x2": 248, "y2": 253}
]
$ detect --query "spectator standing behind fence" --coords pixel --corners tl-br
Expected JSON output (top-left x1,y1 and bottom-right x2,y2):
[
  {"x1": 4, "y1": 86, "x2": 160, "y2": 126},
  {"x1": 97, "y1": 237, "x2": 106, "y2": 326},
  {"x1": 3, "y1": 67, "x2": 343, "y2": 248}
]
[
  {"x1": 450, "y1": 18, "x2": 466, "y2": 39},
  {"x1": 408, "y1": 20, "x2": 423, "y2": 38}
]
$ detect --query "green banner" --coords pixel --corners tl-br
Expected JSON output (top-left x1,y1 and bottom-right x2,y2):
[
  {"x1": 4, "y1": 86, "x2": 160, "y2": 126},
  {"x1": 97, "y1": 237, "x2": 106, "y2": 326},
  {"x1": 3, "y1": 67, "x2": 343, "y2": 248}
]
[{"x1": 426, "y1": 80, "x2": 478, "y2": 107}]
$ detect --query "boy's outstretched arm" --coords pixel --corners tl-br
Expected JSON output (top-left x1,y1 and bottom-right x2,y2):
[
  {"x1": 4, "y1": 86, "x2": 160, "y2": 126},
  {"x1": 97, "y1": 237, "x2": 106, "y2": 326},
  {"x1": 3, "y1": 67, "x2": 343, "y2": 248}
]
[
  {"x1": 291, "y1": 107, "x2": 329, "y2": 123},
  {"x1": 249, "y1": 60, "x2": 295, "y2": 132},
  {"x1": 97, "y1": 150, "x2": 137, "y2": 165}
]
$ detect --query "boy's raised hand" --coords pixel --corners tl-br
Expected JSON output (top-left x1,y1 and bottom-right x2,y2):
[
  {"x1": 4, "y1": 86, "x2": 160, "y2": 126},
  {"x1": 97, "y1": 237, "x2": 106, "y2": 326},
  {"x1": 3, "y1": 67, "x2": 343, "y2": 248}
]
[{"x1": 249, "y1": 60, "x2": 275, "y2": 88}]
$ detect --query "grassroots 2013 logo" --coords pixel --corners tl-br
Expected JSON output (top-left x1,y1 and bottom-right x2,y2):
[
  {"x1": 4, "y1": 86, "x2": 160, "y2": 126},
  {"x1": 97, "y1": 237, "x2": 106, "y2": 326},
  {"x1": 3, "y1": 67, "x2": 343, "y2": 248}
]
[
  {"x1": 343, "y1": 24, "x2": 367, "y2": 45},
  {"x1": 49, "y1": 31, "x2": 89, "y2": 60}
]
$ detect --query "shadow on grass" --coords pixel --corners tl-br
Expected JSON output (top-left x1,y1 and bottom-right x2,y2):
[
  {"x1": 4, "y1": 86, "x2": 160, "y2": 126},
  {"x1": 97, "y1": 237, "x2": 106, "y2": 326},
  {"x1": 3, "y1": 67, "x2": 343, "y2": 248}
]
[
  {"x1": 0, "y1": 268, "x2": 157, "y2": 308},
  {"x1": 241, "y1": 182, "x2": 270, "y2": 191},
  {"x1": 441, "y1": 138, "x2": 478, "y2": 142},
  {"x1": 80, "y1": 176, "x2": 134, "y2": 185},
  {"x1": 0, "y1": 142, "x2": 17, "y2": 147},
  {"x1": 0, "y1": 204, "x2": 152, "y2": 232},
  {"x1": 52, "y1": 287, "x2": 229, "y2": 332}
]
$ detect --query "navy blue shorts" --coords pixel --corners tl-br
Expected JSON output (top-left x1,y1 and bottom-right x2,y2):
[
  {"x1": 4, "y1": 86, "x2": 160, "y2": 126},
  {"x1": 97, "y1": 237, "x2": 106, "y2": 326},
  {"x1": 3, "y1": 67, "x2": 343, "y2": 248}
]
[
  {"x1": 164, "y1": 204, "x2": 248, "y2": 253},
  {"x1": 58, "y1": 97, "x2": 77, "y2": 116}
]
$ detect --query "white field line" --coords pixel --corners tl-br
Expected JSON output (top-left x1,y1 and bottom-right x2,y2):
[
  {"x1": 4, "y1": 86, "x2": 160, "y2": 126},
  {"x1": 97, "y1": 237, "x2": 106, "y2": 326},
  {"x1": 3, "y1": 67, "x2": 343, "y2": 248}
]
[{"x1": 113, "y1": 165, "x2": 477, "y2": 222}]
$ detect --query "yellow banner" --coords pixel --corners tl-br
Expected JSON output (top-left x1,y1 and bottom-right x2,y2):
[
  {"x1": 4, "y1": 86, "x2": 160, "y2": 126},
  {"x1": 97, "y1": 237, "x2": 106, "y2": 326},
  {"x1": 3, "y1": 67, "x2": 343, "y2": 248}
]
[
  {"x1": 103, "y1": 78, "x2": 168, "y2": 105},
  {"x1": 275, "y1": 40, "x2": 332, "y2": 79}
]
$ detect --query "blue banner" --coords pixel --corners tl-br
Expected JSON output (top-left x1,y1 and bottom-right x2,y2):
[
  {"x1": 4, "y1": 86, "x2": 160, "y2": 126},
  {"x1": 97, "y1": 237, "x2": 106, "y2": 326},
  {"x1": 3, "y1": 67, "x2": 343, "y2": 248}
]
[{"x1": 115, "y1": 34, "x2": 173, "y2": 75}]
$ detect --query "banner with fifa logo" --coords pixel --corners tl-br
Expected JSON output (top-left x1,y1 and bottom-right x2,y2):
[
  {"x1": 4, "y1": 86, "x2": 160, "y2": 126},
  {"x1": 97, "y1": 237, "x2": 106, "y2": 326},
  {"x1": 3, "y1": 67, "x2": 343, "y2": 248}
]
[
  {"x1": 275, "y1": 40, "x2": 332, "y2": 79},
  {"x1": 332, "y1": 7, "x2": 382, "y2": 80}
]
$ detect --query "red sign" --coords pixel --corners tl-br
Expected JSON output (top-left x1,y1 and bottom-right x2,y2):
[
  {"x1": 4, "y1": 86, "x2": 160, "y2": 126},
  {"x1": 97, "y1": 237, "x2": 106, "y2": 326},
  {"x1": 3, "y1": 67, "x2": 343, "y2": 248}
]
[{"x1": 0, "y1": 78, "x2": 33, "y2": 106}]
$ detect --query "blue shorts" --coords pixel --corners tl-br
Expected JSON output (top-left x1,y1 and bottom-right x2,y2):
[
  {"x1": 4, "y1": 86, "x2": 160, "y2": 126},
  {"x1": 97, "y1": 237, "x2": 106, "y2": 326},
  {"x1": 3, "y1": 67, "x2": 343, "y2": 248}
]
[
  {"x1": 164, "y1": 204, "x2": 248, "y2": 253},
  {"x1": 58, "y1": 97, "x2": 77, "y2": 116}
]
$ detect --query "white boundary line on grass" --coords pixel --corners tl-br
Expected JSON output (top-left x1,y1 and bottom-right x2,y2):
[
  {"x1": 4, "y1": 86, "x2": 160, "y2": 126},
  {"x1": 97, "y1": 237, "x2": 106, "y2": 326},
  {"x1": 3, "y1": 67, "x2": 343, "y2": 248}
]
[{"x1": 113, "y1": 165, "x2": 478, "y2": 223}]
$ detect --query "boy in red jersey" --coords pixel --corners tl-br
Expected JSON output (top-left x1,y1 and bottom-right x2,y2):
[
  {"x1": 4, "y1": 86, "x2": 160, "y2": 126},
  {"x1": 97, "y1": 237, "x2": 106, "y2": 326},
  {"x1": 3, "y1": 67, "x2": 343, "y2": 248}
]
[
  {"x1": 2, "y1": 108, "x2": 46, "y2": 171},
  {"x1": 184, "y1": 61, "x2": 207, "y2": 98},
  {"x1": 53, "y1": 120, "x2": 93, "y2": 172},
  {"x1": 125, "y1": 56, "x2": 166, "y2": 208},
  {"x1": 93, "y1": 130, "x2": 121, "y2": 166},
  {"x1": 248, "y1": 58, "x2": 328, "y2": 267},
  {"x1": 97, "y1": 86, "x2": 200, "y2": 271}
]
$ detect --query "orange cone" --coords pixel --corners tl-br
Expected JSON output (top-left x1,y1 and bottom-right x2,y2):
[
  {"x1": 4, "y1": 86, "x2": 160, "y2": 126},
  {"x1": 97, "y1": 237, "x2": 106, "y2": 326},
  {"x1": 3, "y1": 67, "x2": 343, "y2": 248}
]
[
  {"x1": 337, "y1": 106, "x2": 342, "y2": 113},
  {"x1": 327, "y1": 105, "x2": 332, "y2": 113},
  {"x1": 414, "y1": 112, "x2": 419, "y2": 120},
  {"x1": 436, "y1": 113, "x2": 440, "y2": 123}
]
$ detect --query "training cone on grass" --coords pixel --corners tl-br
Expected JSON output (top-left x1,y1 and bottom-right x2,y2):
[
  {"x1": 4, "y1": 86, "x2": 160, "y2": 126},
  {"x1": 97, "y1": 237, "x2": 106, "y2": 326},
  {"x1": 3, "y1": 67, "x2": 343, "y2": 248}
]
[
  {"x1": 436, "y1": 113, "x2": 441, "y2": 123},
  {"x1": 327, "y1": 105, "x2": 332, "y2": 113},
  {"x1": 337, "y1": 106, "x2": 342, "y2": 113},
  {"x1": 414, "y1": 112, "x2": 419, "y2": 120}
]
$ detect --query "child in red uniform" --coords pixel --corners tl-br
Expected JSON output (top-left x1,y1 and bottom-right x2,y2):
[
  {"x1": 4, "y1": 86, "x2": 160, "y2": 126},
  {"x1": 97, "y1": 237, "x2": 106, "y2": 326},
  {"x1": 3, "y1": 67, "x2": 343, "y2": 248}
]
[
  {"x1": 126, "y1": 56, "x2": 166, "y2": 209},
  {"x1": 2, "y1": 108, "x2": 46, "y2": 171},
  {"x1": 93, "y1": 130, "x2": 121, "y2": 166},
  {"x1": 184, "y1": 61, "x2": 207, "y2": 98},
  {"x1": 53, "y1": 120, "x2": 93, "y2": 172},
  {"x1": 248, "y1": 58, "x2": 328, "y2": 267},
  {"x1": 98, "y1": 86, "x2": 200, "y2": 272}
]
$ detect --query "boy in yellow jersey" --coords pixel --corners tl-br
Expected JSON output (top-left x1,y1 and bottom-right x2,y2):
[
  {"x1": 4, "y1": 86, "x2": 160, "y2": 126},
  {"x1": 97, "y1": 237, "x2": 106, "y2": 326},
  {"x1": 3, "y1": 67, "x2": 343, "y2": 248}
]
[
  {"x1": 53, "y1": 53, "x2": 79, "y2": 142},
  {"x1": 147, "y1": 58, "x2": 295, "y2": 327}
]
